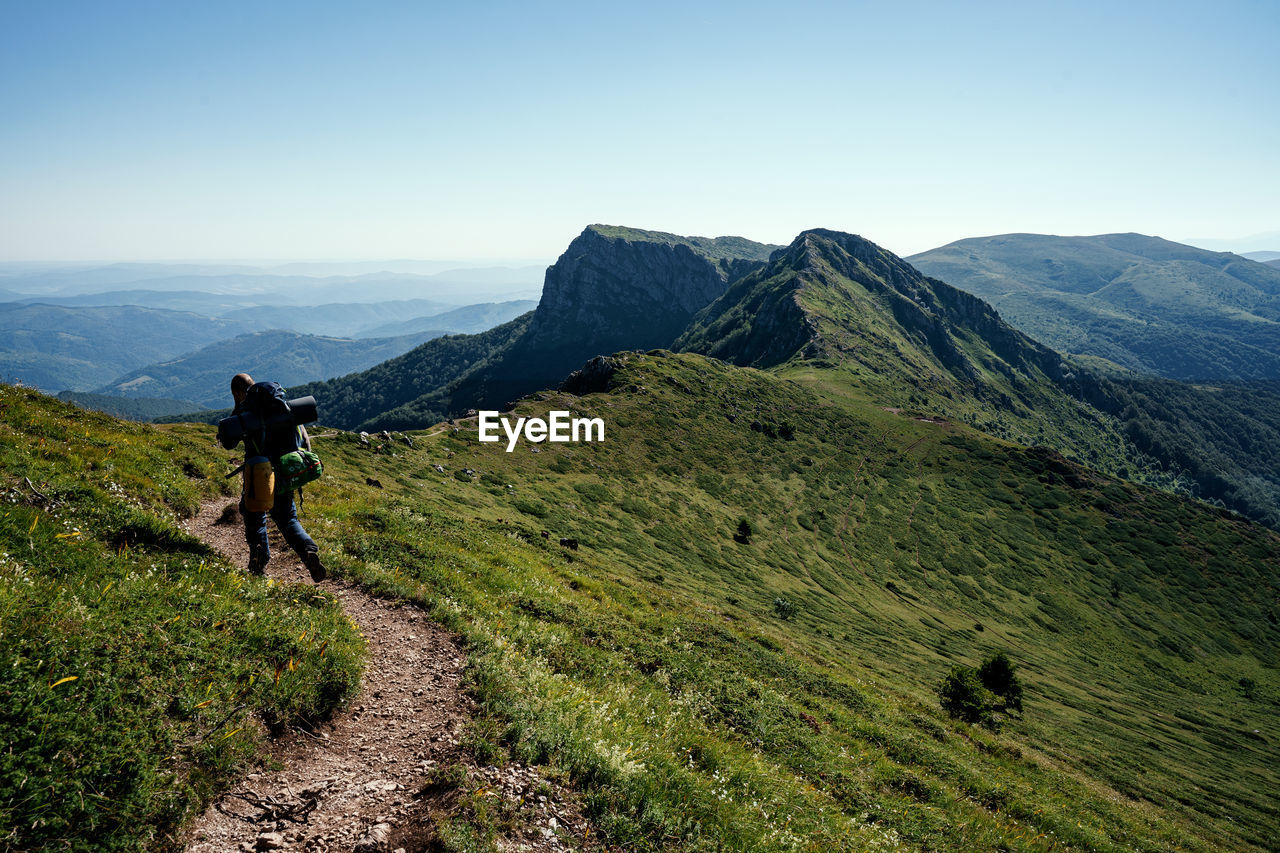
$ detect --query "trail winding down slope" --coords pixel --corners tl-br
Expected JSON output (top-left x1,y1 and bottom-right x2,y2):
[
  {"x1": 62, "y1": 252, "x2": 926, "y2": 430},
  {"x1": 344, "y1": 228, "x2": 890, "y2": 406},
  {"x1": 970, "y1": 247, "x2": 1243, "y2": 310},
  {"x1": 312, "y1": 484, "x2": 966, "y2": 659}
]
[{"x1": 180, "y1": 500, "x2": 584, "y2": 853}]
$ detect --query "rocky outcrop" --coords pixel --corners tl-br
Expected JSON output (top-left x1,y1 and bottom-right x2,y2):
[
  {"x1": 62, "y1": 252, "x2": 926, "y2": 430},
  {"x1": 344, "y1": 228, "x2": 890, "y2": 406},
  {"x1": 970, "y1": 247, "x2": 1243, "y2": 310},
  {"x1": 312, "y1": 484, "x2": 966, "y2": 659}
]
[
  {"x1": 444, "y1": 226, "x2": 775, "y2": 412},
  {"x1": 560, "y1": 355, "x2": 622, "y2": 395},
  {"x1": 524, "y1": 226, "x2": 765, "y2": 355}
]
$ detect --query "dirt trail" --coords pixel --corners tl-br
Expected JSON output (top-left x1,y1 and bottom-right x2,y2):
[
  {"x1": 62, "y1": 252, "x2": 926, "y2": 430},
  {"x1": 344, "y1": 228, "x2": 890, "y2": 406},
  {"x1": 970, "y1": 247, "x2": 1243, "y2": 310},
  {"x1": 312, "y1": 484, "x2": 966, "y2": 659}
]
[{"x1": 181, "y1": 500, "x2": 581, "y2": 853}]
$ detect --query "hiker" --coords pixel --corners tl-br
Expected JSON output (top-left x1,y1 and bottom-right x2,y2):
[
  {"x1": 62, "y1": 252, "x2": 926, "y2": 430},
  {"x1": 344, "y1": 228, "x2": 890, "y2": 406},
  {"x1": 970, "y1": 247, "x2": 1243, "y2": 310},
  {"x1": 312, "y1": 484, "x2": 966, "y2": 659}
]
[{"x1": 226, "y1": 373, "x2": 326, "y2": 581}]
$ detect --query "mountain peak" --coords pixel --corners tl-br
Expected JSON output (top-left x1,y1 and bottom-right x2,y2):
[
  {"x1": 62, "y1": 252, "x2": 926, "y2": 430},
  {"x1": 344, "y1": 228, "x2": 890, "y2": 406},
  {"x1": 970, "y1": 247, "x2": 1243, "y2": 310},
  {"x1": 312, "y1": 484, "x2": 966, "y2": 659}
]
[
  {"x1": 776, "y1": 228, "x2": 940, "y2": 302},
  {"x1": 677, "y1": 227, "x2": 1061, "y2": 386},
  {"x1": 794, "y1": 227, "x2": 879, "y2": 250}
]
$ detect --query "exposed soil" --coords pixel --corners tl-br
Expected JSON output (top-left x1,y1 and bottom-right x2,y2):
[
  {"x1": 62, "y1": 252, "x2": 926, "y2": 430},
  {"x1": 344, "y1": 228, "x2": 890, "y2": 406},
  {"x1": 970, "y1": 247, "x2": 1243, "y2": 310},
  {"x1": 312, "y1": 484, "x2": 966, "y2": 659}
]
[{"x1": 182, "y1": 500, "x2": 590, "y2": 853}]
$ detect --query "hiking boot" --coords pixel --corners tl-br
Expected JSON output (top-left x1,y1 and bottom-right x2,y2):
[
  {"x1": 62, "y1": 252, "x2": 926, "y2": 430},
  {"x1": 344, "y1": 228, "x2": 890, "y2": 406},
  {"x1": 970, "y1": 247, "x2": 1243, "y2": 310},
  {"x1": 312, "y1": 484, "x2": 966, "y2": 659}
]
[
  {"x1": 247, "y1": 548, "x2": 268, "y2": 576},
  {"x1": 304, "y1": 547, "x2": 326, "y2": 582}
]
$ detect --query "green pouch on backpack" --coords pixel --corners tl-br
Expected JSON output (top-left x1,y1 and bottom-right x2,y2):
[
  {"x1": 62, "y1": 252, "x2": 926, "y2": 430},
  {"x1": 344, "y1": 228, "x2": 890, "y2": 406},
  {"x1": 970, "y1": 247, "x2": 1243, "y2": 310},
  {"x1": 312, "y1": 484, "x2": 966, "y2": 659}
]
[{"x1": 275, "y1": 449, "x2": 323, "y2": 494}]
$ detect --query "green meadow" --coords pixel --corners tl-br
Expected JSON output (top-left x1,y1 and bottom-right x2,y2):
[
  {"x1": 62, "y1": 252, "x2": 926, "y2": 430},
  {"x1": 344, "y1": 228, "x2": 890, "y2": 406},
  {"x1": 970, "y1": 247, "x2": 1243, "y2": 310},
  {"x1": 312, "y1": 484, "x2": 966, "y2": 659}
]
[
  {"x1": 2, "y1": 348, "x2": 1276, "y2": 850},
  {"x1": 311, "y1": 351, "x2": 1277, "y2": 851}
]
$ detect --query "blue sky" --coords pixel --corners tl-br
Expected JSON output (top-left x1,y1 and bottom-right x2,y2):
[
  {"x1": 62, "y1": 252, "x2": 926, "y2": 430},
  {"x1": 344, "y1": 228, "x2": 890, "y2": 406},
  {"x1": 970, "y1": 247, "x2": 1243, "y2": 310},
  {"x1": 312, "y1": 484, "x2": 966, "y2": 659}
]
[{"x1": 1, "y1": 0, "x2": 1276, "y2": 261}]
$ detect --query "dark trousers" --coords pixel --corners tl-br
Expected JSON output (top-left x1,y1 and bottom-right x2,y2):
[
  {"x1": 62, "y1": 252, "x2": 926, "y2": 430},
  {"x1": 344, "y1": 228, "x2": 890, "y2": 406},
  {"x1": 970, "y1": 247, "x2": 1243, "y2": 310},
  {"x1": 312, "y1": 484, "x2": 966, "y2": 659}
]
[{"x1": 241, "y1": 491, "x2": 315, "y2": 561}]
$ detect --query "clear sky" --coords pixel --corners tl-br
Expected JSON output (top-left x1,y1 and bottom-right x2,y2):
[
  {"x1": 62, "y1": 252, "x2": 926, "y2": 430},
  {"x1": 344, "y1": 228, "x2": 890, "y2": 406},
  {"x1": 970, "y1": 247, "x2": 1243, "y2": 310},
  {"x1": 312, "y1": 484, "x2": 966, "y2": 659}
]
[{"x1": 1, "y1": 0, "x2": 1276, "y2": 262}]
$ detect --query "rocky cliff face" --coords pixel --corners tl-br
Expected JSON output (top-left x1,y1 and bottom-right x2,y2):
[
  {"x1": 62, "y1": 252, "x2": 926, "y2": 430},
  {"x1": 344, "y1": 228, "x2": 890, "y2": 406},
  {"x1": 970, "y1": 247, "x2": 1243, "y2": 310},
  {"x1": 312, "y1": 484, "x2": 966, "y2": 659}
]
[
  {"x1": 440, "y1": 226, "x2": 777, "y2": 412},
  {"x1": 523, "y1": 226, "x2": 766, "y2": 354}
]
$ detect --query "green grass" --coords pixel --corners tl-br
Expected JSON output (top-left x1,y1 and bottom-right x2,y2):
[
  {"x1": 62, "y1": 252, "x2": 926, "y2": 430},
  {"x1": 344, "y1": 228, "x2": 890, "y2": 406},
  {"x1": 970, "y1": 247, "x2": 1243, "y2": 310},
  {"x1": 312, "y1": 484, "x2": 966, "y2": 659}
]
[
  {"x1": 295, "y1": 351, "x2": 1276, "y2": 851},
  {"x1": 5, "y1": 345, "x2": 1278, "y2": 851},
  {"x1": 0, "y1": 385, "x2": 364, "y2": 852}
]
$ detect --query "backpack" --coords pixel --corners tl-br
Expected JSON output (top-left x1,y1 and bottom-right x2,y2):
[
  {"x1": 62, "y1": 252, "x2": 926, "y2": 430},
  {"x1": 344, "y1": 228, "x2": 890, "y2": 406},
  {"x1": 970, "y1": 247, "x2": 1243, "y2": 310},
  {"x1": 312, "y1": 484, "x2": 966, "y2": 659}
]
[
  {"x1": 220, "y1": 382, "x2": 324, "y2": 508},
  {"x1": 237, "y1": 382, "x2": 296, "y2": 457},
  {"x1": 242, "y1": 381, "x2": 291, "y2": 421}
]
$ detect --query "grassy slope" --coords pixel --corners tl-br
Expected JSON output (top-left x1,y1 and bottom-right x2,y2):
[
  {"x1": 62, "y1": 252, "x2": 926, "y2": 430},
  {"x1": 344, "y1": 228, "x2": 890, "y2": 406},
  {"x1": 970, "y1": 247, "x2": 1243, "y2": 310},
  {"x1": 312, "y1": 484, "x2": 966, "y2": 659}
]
[
  {"x1": 0, "y1": 385, "x2": 363, "y2": 852},
  {"x1": 907, "y1": 233, "x2": 1280, "y2": 381},
  {"x1": 301, "y1": 352, "x2": 1276, "y2": 851},
  {"x1": 6, "y1": 348, "x2": 1279, "y2": 851},
  {"x1": 677, "y1": 229, "x2": 1280, "y2": 530}
]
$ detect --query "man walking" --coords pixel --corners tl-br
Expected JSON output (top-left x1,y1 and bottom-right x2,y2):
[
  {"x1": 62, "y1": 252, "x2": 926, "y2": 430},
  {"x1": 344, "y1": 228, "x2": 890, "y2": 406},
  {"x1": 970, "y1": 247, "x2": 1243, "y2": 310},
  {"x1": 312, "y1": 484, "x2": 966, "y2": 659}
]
[{"x1": 225, "y1": 372, "x2": 326, "y2": 582}]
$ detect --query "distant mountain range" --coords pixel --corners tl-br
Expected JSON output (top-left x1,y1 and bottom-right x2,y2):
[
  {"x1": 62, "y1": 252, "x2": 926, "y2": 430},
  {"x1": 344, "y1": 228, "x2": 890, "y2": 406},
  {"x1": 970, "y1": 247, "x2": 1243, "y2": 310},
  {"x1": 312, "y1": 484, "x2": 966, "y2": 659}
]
[
  {"x1": 0, "y1": 303, "x2": 253, "y2": 391},
  {"x1": 0, "y1": 261, "x2": 546, "y2": 303},
  {"x1": 16, "y1": 292, "x2": 458, "y2": 331},
  {"x1": 9, "y1": 273, "x2": 538, "y2": 309},
  {"x1": 269, "y1": 224, "x2": 1280, "y2": 531},
  {"x1": 95, "y1": 328, "x2": 453, "y2": 409},
  {"x1": 354, "y1": 300, "x2": 536, "y2": 338},
  {"x1": 908, "y1": 233, "x2": 1280, "y2": 381},
  {"x1": 0, "y1": 295, "x2": 534, "y2": 395}
]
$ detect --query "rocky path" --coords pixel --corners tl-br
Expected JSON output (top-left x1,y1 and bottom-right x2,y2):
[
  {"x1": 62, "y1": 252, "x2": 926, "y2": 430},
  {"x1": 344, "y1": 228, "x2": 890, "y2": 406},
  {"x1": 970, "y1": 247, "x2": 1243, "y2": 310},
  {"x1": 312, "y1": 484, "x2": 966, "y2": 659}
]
[{"x1": 182, "y1": 500, "x2": 585, "y2": 853}]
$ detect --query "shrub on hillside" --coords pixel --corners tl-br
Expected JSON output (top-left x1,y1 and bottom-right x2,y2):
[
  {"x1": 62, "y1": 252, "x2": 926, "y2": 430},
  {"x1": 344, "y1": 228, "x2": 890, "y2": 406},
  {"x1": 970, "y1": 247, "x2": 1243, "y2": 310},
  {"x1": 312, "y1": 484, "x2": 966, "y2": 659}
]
[
  {"x1": 773, "y1": 597, "x2": 798, "y2": 621},
  {"x1": 939, "y1": 665, "x2": 996, "y2": 724},
  {"x1": 939, "y1": 651, "x2": 1025, "y2": 726},
  {"x1": 978, "y1": 651, "x2": 1024, "y2": 713}
]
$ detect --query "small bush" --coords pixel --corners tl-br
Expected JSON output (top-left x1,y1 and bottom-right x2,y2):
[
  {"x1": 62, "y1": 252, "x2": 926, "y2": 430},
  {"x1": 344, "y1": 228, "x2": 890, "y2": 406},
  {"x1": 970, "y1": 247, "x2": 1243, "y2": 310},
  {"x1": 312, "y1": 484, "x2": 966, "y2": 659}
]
[
  {"x1": 512, "y1": 498, "x2": 548, "y2": 518},
  {"x1": 940, "y1": 652, "x2": 1025, "y2": 725},
  {"x1": 978, "y1": 651, "x2": 1024, "y2": 714},
  {"x1": 939, "y1": 665, "x2": 995, "y2": 724}
]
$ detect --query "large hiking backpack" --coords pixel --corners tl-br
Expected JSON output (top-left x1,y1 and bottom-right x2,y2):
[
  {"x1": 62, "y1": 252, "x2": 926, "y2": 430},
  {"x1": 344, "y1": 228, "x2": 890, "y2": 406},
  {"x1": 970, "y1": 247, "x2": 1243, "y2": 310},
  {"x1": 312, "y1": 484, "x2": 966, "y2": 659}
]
[
  {"x1": 244, "y1": 382, "x2": 324, "y2": 497},
  {"x1": 237, "y1": 383, "x2": 291, "y2": 511},
  {"x1": 242, "y1": 381, "x2": 291, "y2": 421},
  {"x1": 217, "y1": 389, "x2": 318, "y2": 449},
  {"x1": 218, "y1": 382, "x2": 325, "y2": 507},
  {"x1": 239, "y1": 382, "x2": 294, "y2": 454}
]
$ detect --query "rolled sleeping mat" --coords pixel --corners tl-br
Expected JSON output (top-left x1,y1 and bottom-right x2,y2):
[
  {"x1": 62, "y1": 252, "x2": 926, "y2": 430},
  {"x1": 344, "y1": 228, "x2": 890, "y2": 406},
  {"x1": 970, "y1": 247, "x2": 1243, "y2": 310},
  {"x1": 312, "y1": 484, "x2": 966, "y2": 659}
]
[
  {"x1": 217, "y1": 397, "x2": 318, "y2": 447},
  {"x1": 217, "y1": 412, "x2": 253, "y2": 448},
  {"x1": 286, "y1": 396, "x2": 318, "y2": 425}
]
